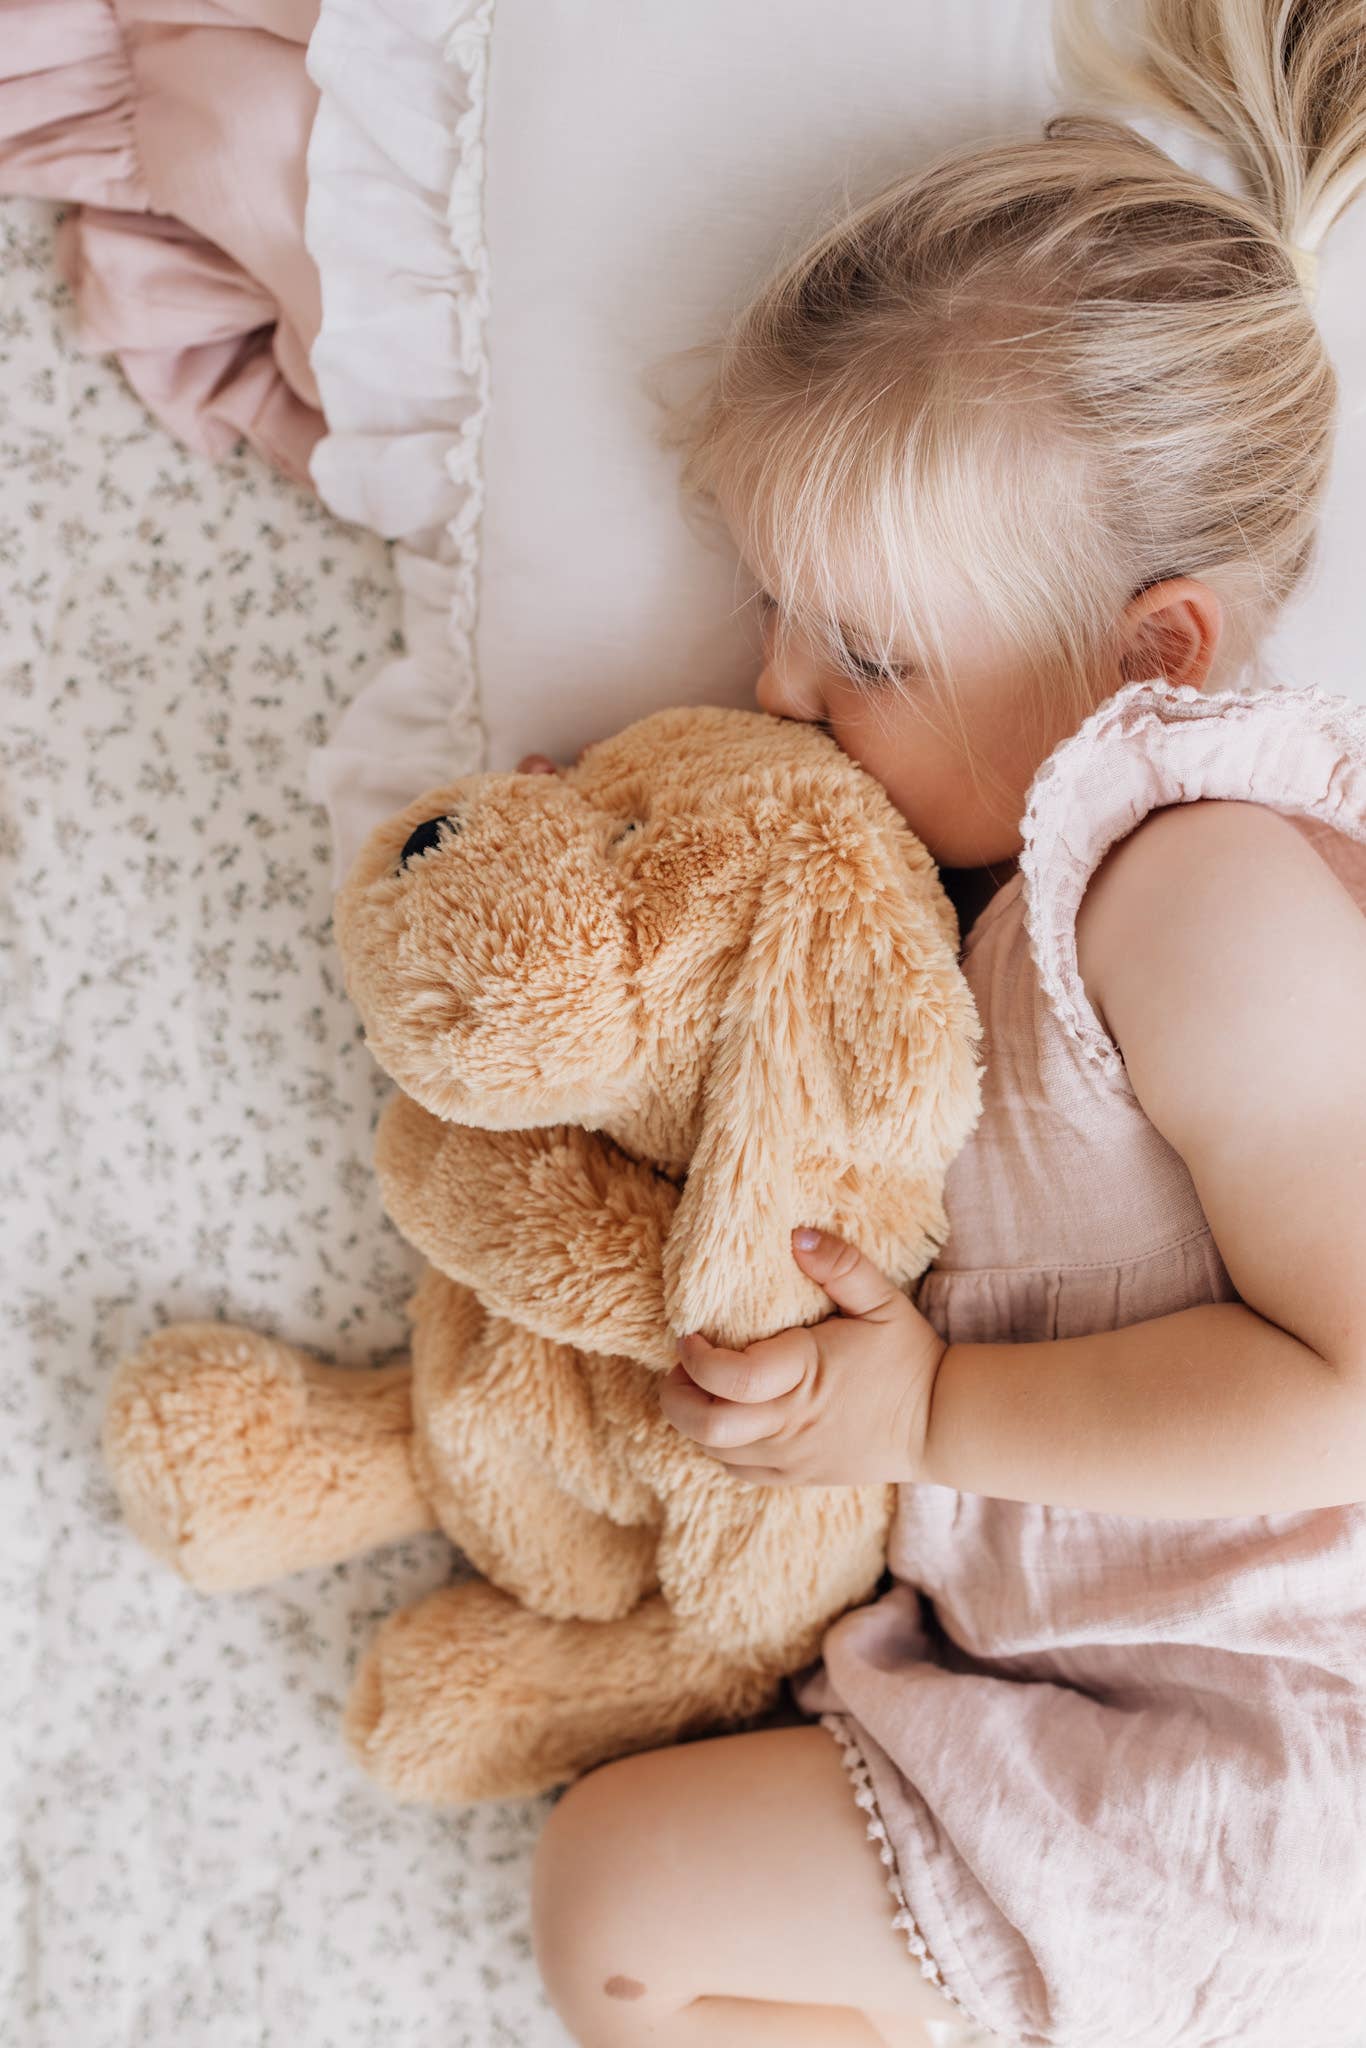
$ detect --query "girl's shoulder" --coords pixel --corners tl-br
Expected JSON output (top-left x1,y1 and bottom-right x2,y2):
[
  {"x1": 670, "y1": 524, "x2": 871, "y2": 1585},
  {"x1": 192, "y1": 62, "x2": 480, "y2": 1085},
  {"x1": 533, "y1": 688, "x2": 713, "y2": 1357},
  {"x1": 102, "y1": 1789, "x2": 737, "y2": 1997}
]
[
  {"x1": 1075, "y1": 793, "x2": 1363, "y2": 1112},
  {"x1": 1017, "y1": 674, "x2": 1366, "y2": 1084}
]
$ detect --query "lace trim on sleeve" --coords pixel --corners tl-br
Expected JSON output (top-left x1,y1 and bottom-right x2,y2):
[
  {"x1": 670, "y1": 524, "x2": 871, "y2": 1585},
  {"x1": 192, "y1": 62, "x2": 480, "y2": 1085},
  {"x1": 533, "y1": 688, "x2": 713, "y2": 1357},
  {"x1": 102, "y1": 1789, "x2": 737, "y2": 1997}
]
[{"x1": 1017, "y1": 676, "x2": 1366, "y2": 1081}]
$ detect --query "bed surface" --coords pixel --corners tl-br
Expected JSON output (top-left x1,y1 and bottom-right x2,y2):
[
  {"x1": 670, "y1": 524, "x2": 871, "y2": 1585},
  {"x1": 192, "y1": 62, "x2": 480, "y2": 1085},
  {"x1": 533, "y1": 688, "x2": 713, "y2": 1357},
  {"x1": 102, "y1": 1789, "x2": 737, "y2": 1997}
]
[{"x1": 0, "y1": 194, "x2": 572, "y2": 2048}]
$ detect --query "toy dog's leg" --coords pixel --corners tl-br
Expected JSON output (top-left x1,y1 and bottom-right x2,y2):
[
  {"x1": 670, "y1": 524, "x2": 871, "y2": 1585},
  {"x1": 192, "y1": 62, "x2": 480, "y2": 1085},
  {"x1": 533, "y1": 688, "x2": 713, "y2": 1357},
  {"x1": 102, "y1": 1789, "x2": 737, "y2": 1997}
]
[
  {"x1": 103, "y1": 1325, "x2": 438, "y2": 1592},
  {"x1": 415, "y1": 1422, "x2": 662, "y2": 1624},
  {"x1": 343, "y1": 1577, "x2": 783, "y2": 1805},
  {"x1": 412, "y1": 1270, "x2": 665, "y2": 1622}
]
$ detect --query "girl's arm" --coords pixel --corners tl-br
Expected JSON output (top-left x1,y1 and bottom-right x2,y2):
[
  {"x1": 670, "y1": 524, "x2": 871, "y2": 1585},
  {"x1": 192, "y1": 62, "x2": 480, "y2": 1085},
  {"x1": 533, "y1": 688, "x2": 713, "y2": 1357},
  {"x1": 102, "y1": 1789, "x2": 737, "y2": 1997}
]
[{"x1": 922, "y1": 799, "x2": 1366, "y2": 1518}]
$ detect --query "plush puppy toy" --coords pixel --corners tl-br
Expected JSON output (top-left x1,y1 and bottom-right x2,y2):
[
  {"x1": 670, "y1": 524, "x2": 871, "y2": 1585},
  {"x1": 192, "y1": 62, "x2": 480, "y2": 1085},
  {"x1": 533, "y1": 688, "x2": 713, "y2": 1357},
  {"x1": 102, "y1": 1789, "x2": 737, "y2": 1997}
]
[{"x1": 102, "y1": 705, "x2": 982, "y2": 1803}]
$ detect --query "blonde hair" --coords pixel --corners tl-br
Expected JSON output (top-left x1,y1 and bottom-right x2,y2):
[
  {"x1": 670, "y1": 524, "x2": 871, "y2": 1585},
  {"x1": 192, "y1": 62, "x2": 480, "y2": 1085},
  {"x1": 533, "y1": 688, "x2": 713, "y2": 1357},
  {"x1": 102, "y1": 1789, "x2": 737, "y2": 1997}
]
[{"x1": 652, "y1": 0, "x2": 1366, "y2": 811}]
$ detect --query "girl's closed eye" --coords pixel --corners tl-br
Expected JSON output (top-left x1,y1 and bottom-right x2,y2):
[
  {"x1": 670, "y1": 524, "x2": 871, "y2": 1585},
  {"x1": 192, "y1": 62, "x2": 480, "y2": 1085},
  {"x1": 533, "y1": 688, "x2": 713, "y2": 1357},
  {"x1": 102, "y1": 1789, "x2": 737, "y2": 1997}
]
[
  {"x1": 757, "y1": 588, "x2": 910, "y2": 687},
  {"x1": 842, "y1": 644, "x2": 911, "y2": 686}
]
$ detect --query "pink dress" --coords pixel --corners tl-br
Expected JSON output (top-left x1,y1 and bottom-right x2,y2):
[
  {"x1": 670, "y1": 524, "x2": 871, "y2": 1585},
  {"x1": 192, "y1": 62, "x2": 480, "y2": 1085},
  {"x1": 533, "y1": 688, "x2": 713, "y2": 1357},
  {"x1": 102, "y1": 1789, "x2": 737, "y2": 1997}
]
[{"x1": 793, "y1": 675, "x2": 1366, "y2": 2048}]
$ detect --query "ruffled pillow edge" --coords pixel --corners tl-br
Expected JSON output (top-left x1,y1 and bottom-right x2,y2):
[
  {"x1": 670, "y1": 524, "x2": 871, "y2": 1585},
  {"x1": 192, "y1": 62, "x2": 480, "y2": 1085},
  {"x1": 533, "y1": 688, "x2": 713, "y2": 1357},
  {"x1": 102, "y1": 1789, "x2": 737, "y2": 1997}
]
[{"x1": 302, "y1": 0, "x2": 495, "y2": 888}]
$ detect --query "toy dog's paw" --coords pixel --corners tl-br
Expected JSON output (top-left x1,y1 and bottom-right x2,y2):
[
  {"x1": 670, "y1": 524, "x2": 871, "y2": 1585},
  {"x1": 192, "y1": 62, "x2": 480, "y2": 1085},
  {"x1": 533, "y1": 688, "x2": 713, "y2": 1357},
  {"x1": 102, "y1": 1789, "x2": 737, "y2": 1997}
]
[
  {"x1": 344, "y1": 1575, "x2": 568, "y2": 1804},
  {"x1": 343, "y1": 1577, "x2": 780, "y2": 1806},
  {"x1": 103, "y1": 1325, "x2": 431, "y2": 1593},
  {"x1": 102, "y1": 1324, "x2": 320, "y2": 1593}
]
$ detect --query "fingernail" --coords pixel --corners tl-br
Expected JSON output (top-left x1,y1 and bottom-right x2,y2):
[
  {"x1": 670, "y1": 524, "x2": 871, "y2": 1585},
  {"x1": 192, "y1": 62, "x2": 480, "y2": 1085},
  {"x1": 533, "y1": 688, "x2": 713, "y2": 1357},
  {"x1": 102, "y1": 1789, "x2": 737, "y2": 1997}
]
[{"x1": 792, "y1": 1227, "x2": 820, "y2": 1250}]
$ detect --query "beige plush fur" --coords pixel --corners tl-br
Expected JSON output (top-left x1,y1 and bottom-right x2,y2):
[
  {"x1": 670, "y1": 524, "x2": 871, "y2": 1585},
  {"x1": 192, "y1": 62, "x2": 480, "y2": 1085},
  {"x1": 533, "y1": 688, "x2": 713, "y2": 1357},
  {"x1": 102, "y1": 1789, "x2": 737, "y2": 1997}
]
[{"x1": 102, "y1": 705, "x2": 982, "y2": 1804}]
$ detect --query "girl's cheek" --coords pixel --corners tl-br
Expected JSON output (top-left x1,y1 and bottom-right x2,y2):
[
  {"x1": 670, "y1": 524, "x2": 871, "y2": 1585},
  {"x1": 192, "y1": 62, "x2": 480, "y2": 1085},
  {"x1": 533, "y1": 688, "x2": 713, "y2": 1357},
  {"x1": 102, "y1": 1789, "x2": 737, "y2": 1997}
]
[{"x1": 826, "y1": 716, "x2": 912, "y2": 795}]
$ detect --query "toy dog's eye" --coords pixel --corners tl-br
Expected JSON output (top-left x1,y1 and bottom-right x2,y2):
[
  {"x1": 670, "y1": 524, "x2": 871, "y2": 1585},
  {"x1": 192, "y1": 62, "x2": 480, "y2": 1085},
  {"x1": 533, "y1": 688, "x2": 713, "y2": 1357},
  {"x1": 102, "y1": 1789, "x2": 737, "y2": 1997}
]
[
  {"x1": 609, "y1": 820, "x2": 642, "y2": 852},
  {"x1": 398, "y1": 810, "x2": 463, "y2": 870}
]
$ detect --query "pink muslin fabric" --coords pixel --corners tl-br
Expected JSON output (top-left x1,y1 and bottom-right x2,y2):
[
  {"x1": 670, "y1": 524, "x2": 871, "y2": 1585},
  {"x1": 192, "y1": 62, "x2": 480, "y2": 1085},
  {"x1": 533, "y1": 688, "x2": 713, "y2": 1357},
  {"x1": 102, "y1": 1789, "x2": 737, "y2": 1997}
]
[
  {"x1": 0, "y1": 0, "x2": 323, "y2": 485},
  {"x1": 793, "y1": 674, "x2": 1366, "y2": 2048}
]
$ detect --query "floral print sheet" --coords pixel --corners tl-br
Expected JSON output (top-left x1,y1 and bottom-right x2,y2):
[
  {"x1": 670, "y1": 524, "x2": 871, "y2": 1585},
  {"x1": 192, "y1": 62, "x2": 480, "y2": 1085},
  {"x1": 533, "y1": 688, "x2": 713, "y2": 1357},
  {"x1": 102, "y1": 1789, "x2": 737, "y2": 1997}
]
[{"x1": 0, "y1": 197, "x2": 571, "y2": 2048}]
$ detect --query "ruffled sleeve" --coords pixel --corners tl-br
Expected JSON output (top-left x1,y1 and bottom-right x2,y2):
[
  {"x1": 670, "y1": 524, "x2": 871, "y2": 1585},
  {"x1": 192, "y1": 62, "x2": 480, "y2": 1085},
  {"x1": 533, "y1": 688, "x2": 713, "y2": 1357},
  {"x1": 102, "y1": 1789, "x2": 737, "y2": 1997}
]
[{"x1": 1017, "y1": 674, "x2": 1366, "y2": 1085}]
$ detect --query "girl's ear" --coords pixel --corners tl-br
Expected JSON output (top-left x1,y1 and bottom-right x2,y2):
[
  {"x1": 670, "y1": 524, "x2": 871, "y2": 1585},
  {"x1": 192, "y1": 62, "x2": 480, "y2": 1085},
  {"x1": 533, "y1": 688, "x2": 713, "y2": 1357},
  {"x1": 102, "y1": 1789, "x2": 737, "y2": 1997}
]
[
  {"x1": 1120, "y1": 576, "x2": 1224, "y2": 690},
  {"x1": 660, "y1": 813, "x2": 983, "y2": 1351}
]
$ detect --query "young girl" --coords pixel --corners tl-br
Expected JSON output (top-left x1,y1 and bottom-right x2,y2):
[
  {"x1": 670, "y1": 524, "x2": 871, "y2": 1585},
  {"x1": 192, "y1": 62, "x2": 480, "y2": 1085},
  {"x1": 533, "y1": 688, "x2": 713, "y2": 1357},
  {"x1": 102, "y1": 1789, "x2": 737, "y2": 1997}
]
[{"x1": 519, "y1": 4, "x2": 1366, "y2": 2044}]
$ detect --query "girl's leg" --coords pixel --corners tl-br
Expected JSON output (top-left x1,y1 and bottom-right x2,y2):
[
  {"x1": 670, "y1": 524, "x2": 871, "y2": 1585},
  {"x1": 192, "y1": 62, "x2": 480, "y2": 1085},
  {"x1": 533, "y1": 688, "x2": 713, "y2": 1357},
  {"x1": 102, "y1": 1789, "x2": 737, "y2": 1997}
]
[{"x1": 531, "y1": 1723, "x2": 977, "y2": 2048}]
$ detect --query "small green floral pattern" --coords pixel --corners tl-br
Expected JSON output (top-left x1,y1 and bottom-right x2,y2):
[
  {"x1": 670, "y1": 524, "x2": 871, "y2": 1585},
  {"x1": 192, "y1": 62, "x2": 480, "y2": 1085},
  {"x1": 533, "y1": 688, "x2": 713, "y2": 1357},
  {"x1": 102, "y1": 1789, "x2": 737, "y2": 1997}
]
[{"x1": 0, "y1": 197, "x2": 569, "y2": 2048}]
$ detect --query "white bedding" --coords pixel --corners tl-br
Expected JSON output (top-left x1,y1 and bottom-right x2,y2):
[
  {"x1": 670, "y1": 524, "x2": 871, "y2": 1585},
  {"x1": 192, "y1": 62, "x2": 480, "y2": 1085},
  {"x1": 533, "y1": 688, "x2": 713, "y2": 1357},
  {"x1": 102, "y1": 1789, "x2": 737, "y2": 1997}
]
[
  {"x1": 305, "y1": 0, "x2": 1366, "y2": 887},
  {"x1": 0, "y1": 195, "x2": 572, "y2": 2048}
]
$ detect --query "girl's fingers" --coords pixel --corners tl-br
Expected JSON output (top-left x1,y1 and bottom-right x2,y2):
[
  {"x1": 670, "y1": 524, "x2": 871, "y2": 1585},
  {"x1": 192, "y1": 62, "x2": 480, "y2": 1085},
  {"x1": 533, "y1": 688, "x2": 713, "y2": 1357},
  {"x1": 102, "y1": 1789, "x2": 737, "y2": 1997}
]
[
  {"x1": 713, "y1": 1457, "x2": 793, "y2": 1484},
  {"x1": 674, "y1": 1331, "x2": 808, "y2": 1403},
  {"x1": 659, "y1": 1365, "x2": 790, "y2": 1450},
  {"x1": 719, "y1": 1463, "x2": 790, "y2": 1486},
  {"x1": 790, "y1": 1227, "x2": 903, "y2": 1320}
]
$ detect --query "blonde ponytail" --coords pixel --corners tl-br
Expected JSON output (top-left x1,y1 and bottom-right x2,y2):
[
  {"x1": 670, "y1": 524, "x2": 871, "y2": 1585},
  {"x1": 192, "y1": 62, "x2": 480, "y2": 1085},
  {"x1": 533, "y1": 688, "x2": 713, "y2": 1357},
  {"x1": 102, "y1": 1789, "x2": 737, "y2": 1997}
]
[
  {"x1": 653, "y1": 1, "x2": 1366, "y2": 811},
  {"x1": 1054, "y1": 0, "x2": 1366, "y2": 262}
]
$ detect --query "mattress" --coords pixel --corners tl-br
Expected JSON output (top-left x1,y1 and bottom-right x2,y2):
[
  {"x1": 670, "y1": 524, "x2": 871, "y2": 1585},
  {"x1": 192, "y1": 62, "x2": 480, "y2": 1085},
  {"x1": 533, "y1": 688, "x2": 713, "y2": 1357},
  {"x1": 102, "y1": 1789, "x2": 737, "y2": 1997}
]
[{"x1": 0, "y1": 193, "x2": 572, "y2": 2048}]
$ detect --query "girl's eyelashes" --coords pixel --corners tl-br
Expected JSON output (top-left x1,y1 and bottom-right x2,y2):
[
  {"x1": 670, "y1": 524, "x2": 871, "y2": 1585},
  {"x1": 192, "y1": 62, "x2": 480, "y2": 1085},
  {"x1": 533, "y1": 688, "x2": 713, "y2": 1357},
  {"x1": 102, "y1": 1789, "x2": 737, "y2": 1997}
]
[
  {"x1": 757, "y1": 588, "x2": 912, "y2": 686},
  {"x1": 844, "y1": 647, "x2": 893, "y2": 682},
  {"x1": 843, "y1": 645, "x2": 916, "y2": 687}
]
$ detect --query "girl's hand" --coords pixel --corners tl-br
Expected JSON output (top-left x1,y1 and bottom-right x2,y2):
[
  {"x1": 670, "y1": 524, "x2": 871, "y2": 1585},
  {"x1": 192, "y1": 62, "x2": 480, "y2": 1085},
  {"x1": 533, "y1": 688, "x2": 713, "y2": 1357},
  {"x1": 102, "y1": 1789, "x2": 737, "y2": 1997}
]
[{"x1": 658, "y1": 1228, "x2": 948, "y2": 1486}]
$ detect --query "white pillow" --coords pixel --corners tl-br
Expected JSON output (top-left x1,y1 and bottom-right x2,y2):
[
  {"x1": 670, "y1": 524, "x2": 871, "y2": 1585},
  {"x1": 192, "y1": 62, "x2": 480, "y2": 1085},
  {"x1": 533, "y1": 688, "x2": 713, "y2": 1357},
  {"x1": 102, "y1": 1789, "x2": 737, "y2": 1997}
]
[{"x1": 305, "y1": 0, "x2": 1366, "y2": 884}]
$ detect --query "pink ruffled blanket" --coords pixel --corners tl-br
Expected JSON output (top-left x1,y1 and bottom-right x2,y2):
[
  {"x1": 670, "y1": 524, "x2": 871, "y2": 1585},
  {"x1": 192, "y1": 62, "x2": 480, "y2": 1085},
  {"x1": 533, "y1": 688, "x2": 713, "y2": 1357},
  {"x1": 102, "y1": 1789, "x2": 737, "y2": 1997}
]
[{"x1": 0, "y1": 0, "x2": 323, "y2": 486}]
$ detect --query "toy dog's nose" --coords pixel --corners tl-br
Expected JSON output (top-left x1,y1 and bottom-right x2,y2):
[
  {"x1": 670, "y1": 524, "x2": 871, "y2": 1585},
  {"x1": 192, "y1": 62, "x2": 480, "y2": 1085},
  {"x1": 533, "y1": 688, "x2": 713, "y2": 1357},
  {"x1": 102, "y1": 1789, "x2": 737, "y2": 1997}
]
[{"x1": 398, "y1": 814, "x2": 461, "y2": 870}]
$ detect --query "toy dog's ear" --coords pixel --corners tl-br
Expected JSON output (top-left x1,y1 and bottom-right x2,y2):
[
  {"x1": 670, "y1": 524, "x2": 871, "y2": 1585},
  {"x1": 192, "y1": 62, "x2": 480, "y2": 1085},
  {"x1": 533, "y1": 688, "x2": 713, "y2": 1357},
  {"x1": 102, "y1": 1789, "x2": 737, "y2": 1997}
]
[{"x1": 661, "y1": 816, "x2": 981, "y2": 1349}]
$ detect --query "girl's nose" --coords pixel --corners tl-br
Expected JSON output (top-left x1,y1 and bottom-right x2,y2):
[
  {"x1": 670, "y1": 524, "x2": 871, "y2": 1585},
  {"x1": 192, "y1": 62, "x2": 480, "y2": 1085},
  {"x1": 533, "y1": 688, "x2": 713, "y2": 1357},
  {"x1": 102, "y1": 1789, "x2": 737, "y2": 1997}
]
[
  {"x1": 755, "y1": 660, "x2": 826, "y2": 725},
  {"x1": 754, "y1": 597, "x2": 828, "y2": 723},
  {"x1": 517, "y1": 754, "x2": 562, "y2": 775}
]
